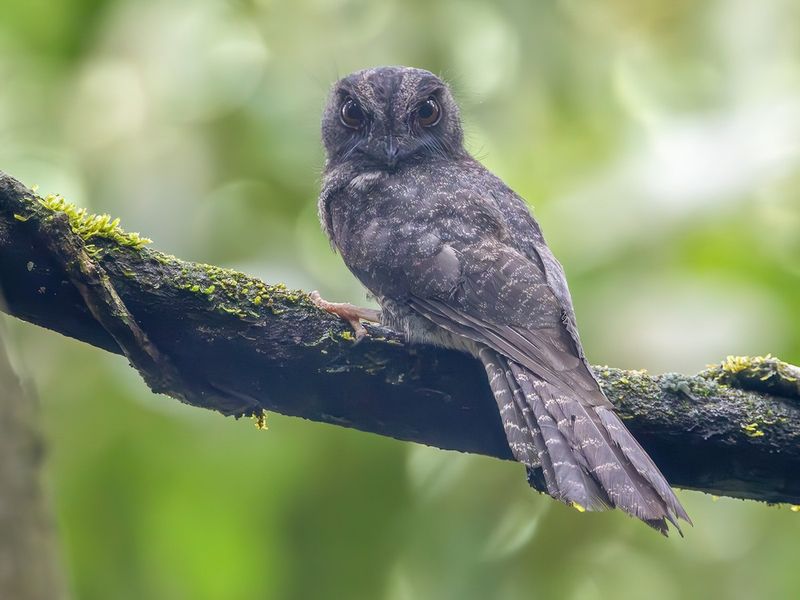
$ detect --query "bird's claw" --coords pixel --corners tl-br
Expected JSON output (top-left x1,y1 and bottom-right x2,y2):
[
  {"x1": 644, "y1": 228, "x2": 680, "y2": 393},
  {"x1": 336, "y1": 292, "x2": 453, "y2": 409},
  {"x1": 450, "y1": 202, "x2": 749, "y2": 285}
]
[{"x1": 310, "y1": 290, "x2": 379, "y2": 342}]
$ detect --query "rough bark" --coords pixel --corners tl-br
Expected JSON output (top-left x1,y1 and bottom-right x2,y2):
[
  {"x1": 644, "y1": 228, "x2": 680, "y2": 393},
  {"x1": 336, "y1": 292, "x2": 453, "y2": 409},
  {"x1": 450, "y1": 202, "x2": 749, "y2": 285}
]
[{"x1": 1, "y1": 170, "x2": 798, "y2": 505}]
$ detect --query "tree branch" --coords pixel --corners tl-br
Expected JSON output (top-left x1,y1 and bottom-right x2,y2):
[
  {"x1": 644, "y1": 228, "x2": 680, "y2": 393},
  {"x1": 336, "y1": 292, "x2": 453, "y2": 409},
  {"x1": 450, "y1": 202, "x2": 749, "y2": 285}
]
[{"x1": 1, "y1": 171, "x2": 798, "y2": 504}]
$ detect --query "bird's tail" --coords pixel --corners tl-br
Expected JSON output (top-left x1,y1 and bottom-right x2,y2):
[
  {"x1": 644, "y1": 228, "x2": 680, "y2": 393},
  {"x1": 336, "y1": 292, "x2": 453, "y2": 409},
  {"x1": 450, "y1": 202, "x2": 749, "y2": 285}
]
[{"x1": 479, "y1": 347, "x2": 690, "y2": 535}]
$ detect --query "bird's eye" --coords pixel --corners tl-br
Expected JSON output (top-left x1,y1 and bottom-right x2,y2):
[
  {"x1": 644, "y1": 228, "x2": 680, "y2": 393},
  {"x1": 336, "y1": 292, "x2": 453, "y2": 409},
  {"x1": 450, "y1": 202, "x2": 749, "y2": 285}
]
[
  {"x1": 417, "y1": 97, "x2": 441, "y2": 127},
  {"x1": 340, "y1": 98, "x2": 365, "y2": 129}
]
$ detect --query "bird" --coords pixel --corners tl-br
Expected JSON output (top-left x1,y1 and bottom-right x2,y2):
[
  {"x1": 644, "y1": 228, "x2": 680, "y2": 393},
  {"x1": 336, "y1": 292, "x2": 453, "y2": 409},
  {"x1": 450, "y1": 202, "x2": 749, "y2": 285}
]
[{"x1": 313, "y1": 66, "x2": 690, "y2": 535}]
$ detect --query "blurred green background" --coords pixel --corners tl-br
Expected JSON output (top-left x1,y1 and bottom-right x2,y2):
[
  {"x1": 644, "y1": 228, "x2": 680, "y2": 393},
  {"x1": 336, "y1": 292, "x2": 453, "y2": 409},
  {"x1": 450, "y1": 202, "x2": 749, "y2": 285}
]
[{"x1": 2, "y1": 0, "x2": 799, "y2": 598}]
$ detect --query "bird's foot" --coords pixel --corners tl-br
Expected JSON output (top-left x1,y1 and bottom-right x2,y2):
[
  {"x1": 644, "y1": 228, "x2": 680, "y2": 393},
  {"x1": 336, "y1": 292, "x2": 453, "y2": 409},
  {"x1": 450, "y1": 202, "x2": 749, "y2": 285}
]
[{"x1": 310, "y1": 291, "x2": 381, "y2": 341}]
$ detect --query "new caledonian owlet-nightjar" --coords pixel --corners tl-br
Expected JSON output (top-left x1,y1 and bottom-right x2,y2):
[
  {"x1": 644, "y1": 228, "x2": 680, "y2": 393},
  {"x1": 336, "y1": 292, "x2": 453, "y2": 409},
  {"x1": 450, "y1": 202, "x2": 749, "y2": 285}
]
[{"x1": 315, "y1": 66, "x2": 690, "y2": 534}]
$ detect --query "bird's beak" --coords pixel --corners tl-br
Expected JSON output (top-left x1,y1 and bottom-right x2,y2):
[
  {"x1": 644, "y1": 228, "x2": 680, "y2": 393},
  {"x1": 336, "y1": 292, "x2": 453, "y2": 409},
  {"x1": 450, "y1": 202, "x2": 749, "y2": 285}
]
[{"x1": 385, "y1": 136, "x2": 399, "y2": 170}]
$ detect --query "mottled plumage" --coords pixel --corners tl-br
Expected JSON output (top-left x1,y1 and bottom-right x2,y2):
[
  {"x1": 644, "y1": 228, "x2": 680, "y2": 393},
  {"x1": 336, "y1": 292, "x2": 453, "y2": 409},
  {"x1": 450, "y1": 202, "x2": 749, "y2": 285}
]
[{"x1": 317, "y1": 66, "x2": 690, "y2": 534}]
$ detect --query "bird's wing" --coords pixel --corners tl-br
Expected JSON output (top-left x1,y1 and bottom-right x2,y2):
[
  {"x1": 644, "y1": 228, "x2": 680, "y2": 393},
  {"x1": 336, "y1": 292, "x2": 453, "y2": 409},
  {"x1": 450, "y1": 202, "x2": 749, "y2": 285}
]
[
  {"x1": 403, "y1": 238, "x2": 610, "y2": 406},
  {"x1": 404, "y1": 238, "x2": 689, "y2": 530}
]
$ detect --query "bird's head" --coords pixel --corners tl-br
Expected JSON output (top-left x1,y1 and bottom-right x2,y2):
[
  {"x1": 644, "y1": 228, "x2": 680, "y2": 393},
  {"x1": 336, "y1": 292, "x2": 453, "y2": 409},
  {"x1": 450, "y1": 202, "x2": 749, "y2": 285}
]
[{"x1": 321, "y1": 66, "x2": 466, "y2": 172}]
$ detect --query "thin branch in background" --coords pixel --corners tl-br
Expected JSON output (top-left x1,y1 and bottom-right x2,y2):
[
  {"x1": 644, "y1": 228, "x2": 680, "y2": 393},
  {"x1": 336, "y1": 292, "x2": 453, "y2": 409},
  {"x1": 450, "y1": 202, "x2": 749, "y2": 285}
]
[{"x1": 0, "y1": 327, "x2": 66, "y2": 600}]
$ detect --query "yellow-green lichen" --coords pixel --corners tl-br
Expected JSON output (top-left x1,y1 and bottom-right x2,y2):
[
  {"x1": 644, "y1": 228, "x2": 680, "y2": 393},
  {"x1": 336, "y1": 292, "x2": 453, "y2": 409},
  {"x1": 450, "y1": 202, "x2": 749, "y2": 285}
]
[
  {"x1": 251, "y1": 409, "x2": 269, "y2": 431},
  {"x1": 27, "y1": 191, "x2": 314, "y2": 323},
  {"x1": 571, "y1": 501, "x2": 586, "y2": 513},
  {"x1": 713, "y1": 354, "x2": 797, "y2": 384},
  {"x1": 740, "y1": 422, "x2": 765, "y2": 438},
  {"x1": 37, "y1": 194, "x2": 151, "y2": 250},
  {"x1": 721, "y1": 355, "x2": 760, "y2": 375},
  {"x1": 152, "y1": 252, "x2": 179, "y2": 266},
  {"x1": 703, "y1": 354, "x2": 800, "y2": 400},
  {"x1": 170, "y1": 260, "x2": 312, "y2": 321},
  {"x1": 598, "y1": 367, "x2": 659, "y2": 403}
]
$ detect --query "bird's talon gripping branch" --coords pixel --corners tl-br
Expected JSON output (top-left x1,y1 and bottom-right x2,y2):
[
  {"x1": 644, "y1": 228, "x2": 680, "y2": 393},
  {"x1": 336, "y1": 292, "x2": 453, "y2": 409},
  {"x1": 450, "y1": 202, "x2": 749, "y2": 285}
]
[{"x1": 309, "y1": 290, "x2": 380, "y2": 341}]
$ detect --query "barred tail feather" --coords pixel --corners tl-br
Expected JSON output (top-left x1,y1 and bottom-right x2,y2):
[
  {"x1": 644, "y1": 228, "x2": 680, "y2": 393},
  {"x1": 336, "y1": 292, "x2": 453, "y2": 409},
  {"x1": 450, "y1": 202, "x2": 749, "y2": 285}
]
[
  {"x1": 506, "y1": 361, "x2": 609, "y2": 512},
  {"x1": 479, "y1": 349, "x2": 688, "y2": 535},
  {"x1": 480, "y1": 348, "x2": 609, "y2": 511},
  {"x1": 595, "y1": 407, "x2": 692, "y2": 525},
  {"x1": 480, "y1": 347, "x2": 540, "y2": 470}
]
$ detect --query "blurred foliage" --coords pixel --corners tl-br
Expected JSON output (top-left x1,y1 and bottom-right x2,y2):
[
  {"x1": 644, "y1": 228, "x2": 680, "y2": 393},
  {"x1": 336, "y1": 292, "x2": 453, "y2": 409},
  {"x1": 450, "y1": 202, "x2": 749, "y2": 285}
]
[{"x1": 1, "y1": 0, "x2": 799, "y2": 598}]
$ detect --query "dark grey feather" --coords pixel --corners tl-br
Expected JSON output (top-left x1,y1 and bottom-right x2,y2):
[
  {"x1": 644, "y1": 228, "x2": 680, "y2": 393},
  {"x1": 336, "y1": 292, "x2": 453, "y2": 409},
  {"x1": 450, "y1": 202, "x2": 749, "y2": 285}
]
[
  {"x1": 317, "y1": 66, "x2": 690, "y2": 535},
  {"x1": 478, "y1": 347, "x2": 540, "y2": 471}
]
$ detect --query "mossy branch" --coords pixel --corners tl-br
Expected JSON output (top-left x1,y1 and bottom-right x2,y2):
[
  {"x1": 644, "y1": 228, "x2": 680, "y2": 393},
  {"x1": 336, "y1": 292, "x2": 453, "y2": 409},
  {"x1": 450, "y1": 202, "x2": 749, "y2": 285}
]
[{"x1": 1, "y1": 171, "x2": 799, "y2": 504}]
